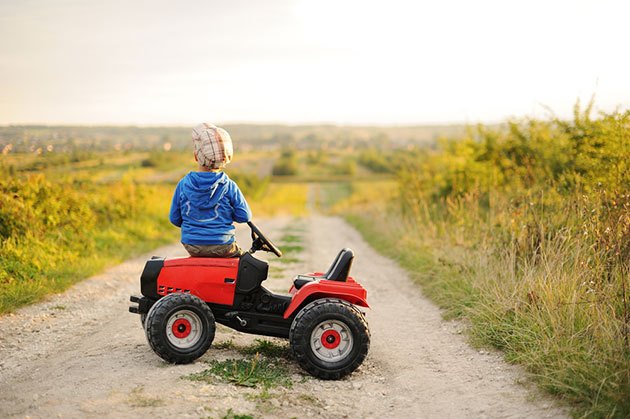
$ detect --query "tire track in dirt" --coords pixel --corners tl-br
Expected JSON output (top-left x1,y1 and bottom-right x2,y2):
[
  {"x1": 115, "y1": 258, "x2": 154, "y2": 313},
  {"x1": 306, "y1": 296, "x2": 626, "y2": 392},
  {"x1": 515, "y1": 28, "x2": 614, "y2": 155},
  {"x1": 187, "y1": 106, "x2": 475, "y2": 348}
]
[{"x1": 0, "y1": 216, "x2": 567, "y2": 418}]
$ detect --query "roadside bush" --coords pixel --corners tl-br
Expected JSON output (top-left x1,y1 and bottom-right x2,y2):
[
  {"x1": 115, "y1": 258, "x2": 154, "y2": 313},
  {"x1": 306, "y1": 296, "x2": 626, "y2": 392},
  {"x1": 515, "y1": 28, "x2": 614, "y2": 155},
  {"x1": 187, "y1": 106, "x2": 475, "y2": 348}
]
[
  {"x1": 0, "y1": 175, "x2": 94, "y2": 240},
  {"x1": 0, "y1": 175, "x2": 176, "y2": 313},
  {"x1": 332, "y1": 159, "x2": 357, "y2": 176},
  {"x1": 358, "y1": 148, "x2": 395, "y2": 173},
  {"x1": 272, "y1": 148, "x2": 298, "y2": 176}
]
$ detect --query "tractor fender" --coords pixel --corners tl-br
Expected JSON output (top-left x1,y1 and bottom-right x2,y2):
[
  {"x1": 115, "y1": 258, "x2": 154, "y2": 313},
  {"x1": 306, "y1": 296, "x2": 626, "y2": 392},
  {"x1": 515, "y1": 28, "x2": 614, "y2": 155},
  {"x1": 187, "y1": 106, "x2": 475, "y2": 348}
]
[{"x1": 283, "y1": 281, "x2": 369, "y2": 319}]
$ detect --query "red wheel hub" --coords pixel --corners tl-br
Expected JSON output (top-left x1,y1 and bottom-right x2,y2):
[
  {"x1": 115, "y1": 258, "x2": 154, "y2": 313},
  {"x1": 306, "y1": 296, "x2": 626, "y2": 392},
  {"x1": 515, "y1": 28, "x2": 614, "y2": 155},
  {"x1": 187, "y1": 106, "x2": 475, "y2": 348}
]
[
  {"x1": 172, "y1": 318, "x2": 192, "y2": 338},
  {"x1": 321, "y1": 330, "x2": 341, "y2": 349}
]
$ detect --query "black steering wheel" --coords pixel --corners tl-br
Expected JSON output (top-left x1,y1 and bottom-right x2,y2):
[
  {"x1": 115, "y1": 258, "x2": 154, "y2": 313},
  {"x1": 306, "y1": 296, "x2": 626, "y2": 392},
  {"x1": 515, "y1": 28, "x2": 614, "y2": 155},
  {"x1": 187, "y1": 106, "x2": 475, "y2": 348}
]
[{"x1": 247, "y1": 221, "x2": 282, "y2": 257}]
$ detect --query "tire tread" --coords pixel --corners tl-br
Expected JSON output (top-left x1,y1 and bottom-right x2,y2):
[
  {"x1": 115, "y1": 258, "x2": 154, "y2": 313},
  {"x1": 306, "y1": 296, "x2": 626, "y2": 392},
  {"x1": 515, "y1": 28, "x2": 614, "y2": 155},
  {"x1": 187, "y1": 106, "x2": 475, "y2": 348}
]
[
  {"x1": 290, "y1": 298, "x2": 369, "y2": 380},
  {"x1": 145, "y1": 293, "x2": 215, "y2": 364}
]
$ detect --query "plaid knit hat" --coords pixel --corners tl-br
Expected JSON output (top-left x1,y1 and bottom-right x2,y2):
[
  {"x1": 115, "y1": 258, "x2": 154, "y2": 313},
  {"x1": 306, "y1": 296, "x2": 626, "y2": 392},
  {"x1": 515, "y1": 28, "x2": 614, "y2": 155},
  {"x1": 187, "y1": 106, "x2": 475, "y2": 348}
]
[{"x1": 191, "y1": 123, "x2": 233, "y2": 169}]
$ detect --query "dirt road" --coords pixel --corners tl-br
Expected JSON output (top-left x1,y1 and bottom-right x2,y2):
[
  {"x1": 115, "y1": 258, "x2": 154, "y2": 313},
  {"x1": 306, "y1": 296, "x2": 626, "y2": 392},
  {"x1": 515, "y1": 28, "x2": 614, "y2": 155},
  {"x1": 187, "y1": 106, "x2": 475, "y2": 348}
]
[{"x1": 0, "y1": 216, "x2": 566, "y2": 418}]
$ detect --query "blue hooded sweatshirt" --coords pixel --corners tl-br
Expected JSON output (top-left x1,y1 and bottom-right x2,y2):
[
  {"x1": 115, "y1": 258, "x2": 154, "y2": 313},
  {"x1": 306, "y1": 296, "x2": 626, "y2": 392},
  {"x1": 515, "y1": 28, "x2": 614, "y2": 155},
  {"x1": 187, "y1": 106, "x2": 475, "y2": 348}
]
[{"x1": 169, "y1": 172, "x2": 251, "y2": 245}]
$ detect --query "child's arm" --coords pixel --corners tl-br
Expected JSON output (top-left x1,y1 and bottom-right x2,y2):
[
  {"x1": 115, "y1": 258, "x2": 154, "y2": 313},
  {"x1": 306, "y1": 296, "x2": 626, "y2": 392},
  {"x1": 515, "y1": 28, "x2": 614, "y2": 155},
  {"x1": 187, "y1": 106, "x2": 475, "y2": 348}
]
[
  {"x1": 169, "y1": 183, "x2": 183, "y2": 227},
  {"x1": 230, "y1": 182, "x2": 252, "y2": 223}
]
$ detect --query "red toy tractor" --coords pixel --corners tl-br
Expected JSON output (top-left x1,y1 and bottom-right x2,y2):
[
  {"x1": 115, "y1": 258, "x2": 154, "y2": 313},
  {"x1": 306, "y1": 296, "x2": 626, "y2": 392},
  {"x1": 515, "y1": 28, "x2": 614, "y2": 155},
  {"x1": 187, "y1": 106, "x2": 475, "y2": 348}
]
[{"x1": 129, "y1": 222, "x2": 370, "y2": 379}]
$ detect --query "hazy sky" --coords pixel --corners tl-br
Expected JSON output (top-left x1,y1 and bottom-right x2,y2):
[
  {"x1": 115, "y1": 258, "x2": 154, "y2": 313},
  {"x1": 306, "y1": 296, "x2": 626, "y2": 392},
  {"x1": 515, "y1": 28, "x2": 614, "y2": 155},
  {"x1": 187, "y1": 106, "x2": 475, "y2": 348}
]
[{"x1": 1, "y1": 0, "x2": 628, "y2": 125}]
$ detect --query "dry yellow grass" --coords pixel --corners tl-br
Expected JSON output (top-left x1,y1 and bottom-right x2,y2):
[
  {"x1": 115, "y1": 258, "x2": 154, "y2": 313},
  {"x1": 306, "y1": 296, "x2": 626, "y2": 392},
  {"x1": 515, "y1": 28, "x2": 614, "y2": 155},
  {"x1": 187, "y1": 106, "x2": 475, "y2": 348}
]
[{"x1": 250, "y1": 182, "x2": 310, "y2": 217}]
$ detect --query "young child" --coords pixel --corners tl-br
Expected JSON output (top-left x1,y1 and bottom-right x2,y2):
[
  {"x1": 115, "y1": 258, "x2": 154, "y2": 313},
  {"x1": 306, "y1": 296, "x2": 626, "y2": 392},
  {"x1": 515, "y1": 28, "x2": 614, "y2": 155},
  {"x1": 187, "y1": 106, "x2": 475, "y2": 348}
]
[{"x1": 169, "y1": 123, "x2": 251, "y2": 258}]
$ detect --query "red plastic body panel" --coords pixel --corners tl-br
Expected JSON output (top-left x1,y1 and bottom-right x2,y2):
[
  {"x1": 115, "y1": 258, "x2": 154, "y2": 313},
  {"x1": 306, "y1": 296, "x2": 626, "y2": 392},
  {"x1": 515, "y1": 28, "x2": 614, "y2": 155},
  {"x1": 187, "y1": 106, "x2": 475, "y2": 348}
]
[
  {"x1": 283, "y1": 275, "x2": 369, "y2": 319},
  {"x1": 157, "y1": 257, "x2": 239, "y2": 306}
]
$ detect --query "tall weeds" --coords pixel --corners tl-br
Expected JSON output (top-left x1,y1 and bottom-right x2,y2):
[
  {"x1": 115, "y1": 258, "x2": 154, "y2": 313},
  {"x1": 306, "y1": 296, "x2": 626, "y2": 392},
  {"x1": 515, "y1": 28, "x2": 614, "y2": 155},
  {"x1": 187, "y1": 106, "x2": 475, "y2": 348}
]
[{"x1": 343, "y1": 104, "x2": 629, "y2": 417}]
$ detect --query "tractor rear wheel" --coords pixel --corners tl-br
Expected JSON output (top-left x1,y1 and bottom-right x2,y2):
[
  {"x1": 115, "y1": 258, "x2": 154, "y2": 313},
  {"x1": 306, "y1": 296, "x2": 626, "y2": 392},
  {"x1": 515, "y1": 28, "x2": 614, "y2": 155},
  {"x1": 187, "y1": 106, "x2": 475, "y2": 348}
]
[
  {"x1": 144, "y1": 293, "x2": 215, "y2": 364},
  {"x1": 290, "y1": 298, "x2": 369, "y2": 379}
]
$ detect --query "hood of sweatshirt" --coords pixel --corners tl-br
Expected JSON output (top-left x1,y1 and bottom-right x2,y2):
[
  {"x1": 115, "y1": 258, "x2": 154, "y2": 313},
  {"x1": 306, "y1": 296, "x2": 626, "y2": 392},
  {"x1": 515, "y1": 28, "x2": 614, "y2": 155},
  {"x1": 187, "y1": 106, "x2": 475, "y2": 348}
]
[{"x1": 181, "y1": 172, "x2": 229, "y2": 218}]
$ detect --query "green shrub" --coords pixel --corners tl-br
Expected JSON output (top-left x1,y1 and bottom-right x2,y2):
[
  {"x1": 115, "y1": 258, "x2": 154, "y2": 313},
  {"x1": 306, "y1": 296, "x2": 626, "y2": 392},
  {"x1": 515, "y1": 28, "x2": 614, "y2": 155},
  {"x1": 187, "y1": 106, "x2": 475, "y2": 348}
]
[
  {"x1": 0, "y1": 175, "x2": 176, "y2": 313},
  {"x1": 358, "y1": 148, "x2": 395, "y2": 173},
  {"x1": 272, "y1": 148, "x2": 299, "y2": 176}
]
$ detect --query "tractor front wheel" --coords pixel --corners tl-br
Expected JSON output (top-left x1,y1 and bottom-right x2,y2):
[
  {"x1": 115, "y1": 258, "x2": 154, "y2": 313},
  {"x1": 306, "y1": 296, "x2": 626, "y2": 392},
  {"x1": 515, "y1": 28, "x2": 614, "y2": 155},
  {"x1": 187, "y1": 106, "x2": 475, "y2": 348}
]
[
  {"x1": 144, "y1": 293, "x2": 215, "y2": 364},
  {"x1": 290, "y1": 298, "x2": 369, "y2": 379}
]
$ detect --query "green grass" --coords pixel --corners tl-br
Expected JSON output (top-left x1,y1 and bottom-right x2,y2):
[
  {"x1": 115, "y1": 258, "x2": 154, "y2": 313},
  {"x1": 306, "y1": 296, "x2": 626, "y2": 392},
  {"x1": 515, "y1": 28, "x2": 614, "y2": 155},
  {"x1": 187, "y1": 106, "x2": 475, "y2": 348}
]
[
  {"x1": 213, "y1": 338, "x2": 292, "y2": 360},
  {"x1": 0, "y1": 225, "x2": 177, "y2": 314},
  {"x1": 346, "y1": 205, "x2": 630, "y2": 418},
  {"x1": 278, "y1": 244, "x2": 304, "y2": 254},
  {"x1": 187, "y1": 339, "x2": 293, "y2": 395},
  {"x1": 250, "y1": 183, "x2": 309, "y2": 217},
  {"x1": 185, "y1": 355, "x2": 293, "y2": 389},
  {"x1": 273, "y1": 222, "x2": 306, "y2": 266},
  {"x1": 277, "y1": 256, "x2": 300, "y2": 265},
  {"x1": 269, "y1": 265, "x2": 287, "y2": 279},
  {"x1": 315, "y1": 182, "x2": 353, "y2": 211},
  {"x1": 345, "y1": 213, "x2": 478, "y2": 319},
  {"x1": 213, "y1": 339, "x2": 238, "y2": 350},
  {"x1": 334, "y1": 106, "x2": 630, "y2": 418},
  {"x1": 279, "y1": 234, "x2": 302, "y2": 244},
  {"x1": 335, "y1": 108, "x2": 630, "y2": 418},
  {"x1": 0, "y1": 179, "x2": 178, "y2": 314},
  {"x1": 221, "y1": 408, "x2": 254, "y2": 419},
  {"x1": 239, "y1": 339, "x2": 292, "y2": 359}
]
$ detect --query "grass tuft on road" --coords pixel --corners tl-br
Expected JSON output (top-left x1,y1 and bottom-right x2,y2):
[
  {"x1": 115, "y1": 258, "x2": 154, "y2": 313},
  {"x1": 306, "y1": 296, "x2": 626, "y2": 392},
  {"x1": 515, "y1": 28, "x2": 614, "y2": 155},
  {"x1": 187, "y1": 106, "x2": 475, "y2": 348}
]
[
  {"x1": 221, "y1": 408, "x2": 254, "y2": 419},
  {"x1": 240, "y1": 339, "x2": 292, "y2": 359},
  {"x1": 185, "y1": 354, "x2": 293, "y2": 389},
  {"x1": 213, "y1": 338, "x2": 292, "y2": 359}
]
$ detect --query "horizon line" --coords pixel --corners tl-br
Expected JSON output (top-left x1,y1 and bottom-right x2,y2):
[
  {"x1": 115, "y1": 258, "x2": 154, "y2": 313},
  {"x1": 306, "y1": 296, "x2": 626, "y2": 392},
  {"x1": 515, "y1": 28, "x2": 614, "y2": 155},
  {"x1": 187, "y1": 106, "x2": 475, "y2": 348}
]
[{"x1": 0, "y1": 119, "x2": 510, "y2": 129}]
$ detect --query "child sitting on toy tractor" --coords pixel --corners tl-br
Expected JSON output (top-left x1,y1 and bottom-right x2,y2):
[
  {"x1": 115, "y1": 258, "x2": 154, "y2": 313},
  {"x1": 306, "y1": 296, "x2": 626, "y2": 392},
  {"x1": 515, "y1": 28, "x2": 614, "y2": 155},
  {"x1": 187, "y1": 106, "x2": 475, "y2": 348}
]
[{"x1": 169, "y1": 123, "x2": 251, "y2": 258}]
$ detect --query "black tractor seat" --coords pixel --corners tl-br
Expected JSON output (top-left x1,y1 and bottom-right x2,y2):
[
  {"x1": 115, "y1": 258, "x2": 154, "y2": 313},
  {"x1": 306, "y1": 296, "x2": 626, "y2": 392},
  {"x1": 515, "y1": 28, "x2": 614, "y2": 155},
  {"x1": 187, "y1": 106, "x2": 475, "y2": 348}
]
[{"x1": 293, "y1": 248, "x2": 354, "y2": 290}]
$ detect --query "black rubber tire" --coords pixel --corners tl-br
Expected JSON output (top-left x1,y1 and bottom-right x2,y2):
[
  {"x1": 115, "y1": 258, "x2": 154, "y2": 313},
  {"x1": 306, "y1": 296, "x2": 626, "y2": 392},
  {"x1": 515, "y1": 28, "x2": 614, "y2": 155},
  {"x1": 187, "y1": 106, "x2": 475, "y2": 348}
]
[
  {"x1": 140, "y1": 299, "x2": 158, "y2": 330},
  {"x1": 144, "y1": 293, "x2": 215, "y2": 364},
  {"x1": 140, "y1": 300, "x2": 156, "y2": 333},
  {"x1": 289, "y1": 298, "x2": 370, "y2": 380},
  {"x1": 143, "y1": 299, "x2": 159, "y2": 337}
]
